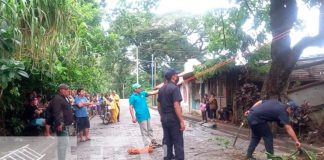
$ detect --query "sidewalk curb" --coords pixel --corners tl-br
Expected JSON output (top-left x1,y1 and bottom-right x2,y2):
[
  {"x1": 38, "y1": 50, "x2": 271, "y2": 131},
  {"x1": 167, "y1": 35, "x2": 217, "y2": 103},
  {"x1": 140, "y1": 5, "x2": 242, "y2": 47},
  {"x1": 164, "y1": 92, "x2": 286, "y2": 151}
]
[
  {"x1": 150, "y1": 106, "x2": 323, "y2": 153},
  {"x1": 182, "y1": 112, "x2": 323, "y2": 153}
]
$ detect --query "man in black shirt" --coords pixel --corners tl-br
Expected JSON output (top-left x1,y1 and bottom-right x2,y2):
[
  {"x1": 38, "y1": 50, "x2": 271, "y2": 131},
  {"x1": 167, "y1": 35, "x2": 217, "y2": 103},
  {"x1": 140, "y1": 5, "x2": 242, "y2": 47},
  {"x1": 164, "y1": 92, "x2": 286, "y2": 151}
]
[
  {"x1": 244, "y1": 99, "x2": 301, "y2": 160},
  {"x1": 48, "y1": 84, "x2": 73, "y2": 160},
  {"x1": 158, "y1": 68, "x2": 185, "y2": 160}
]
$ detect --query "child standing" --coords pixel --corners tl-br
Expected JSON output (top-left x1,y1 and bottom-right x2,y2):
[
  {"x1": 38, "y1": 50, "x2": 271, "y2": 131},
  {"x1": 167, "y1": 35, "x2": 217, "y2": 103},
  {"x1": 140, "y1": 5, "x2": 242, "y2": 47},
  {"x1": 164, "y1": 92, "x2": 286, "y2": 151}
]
[{"x1": 199, "y1": 99, "x2": 207, "y2": 122}]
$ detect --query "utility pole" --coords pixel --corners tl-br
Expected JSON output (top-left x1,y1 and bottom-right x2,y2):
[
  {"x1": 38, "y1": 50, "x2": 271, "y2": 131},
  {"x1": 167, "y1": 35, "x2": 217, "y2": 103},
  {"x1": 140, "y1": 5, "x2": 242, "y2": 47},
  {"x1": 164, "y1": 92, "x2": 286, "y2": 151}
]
[
  {"x1": 154, "y1": 59, "x2": 157, "y2": 87},
  {"x1": 122, "y1": 83, "x2": 125, "y2": 99},
  {"x1": 151, "y1": 54, "x2": 154, "y2": 89},
  {"x1": 153, "y1": 58, "x2": 157, "y2": 106},
  {"x1": 151, "y1": 54, "x2": 154, "y2": 107},
  {"x1": 136, "y1": 47, "x2": 139, "y2": 84}
]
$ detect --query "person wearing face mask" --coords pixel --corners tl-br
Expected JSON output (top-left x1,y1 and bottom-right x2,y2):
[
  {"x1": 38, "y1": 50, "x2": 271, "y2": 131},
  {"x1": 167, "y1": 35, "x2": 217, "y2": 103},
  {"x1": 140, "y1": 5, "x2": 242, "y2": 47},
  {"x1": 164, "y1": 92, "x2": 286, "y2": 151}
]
[
  {"x1": 244, "y1": 100, "x2": 301, "y2": 160},
  {"x1": 158, "y1": 68, "x2": 185, "y2": 160}
]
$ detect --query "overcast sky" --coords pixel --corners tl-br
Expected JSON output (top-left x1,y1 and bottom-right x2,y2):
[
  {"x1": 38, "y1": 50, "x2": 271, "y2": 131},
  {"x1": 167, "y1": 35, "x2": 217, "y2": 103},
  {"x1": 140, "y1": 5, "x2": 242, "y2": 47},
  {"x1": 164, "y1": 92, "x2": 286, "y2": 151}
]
[{"x1": 103, "y1": 0, "x2": 323, "y2": 57}]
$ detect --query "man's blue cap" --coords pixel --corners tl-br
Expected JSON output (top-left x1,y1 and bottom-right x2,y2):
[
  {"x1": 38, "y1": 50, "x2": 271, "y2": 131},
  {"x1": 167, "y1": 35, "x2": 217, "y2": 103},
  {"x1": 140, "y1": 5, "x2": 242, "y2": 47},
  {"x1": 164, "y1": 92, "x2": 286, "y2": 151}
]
[
  {"x1": 131, "y1": 83, "x2": 141, "y2": 90},
  {"x1": 164, "y1": 68, "x2": 179, "y2": 80},
  {"x1": 287, "y1": 100, "x2": 299, "y2": 112}
]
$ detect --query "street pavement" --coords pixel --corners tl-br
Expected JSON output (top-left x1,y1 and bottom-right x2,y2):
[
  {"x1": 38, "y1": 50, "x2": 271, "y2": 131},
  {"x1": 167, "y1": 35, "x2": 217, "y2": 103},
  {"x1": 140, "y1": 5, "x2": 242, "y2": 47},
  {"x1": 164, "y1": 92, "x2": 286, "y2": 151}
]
[
  {"x1": 0, "y1": 99, "x2": 283, "y2": 160},
  {"x1": 71, "y1": 99, "x2": 279, "y2": 160}
]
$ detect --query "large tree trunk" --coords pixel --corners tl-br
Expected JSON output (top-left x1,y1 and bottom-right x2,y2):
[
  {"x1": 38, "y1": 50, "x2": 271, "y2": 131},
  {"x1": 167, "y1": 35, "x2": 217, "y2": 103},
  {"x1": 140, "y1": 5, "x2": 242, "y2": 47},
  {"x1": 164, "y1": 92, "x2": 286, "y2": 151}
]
[
  {"x1": 263, "y1": 0, "x2": 324, "y2": 136},
  {"x1": 262, "y1": 0, "x2": 324, "y2": 100}
]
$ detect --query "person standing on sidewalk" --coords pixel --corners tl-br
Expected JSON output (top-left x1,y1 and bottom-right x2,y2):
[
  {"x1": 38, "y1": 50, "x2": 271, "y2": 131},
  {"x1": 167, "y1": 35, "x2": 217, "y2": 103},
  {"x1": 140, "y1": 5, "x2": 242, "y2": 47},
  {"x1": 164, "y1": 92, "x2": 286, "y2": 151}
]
[
  {"x1": 48, "y1": 84, "x2": 74, "y2": 160},
  {"x1": 209, "y1": 93, "x2": 218, "y2": 121},
  {"x1": 109, "y1": 92, "x2": 119, "y2": 123},
  {"x1": 199, "y1": 98, "x2": 207, "y2": 123},
  {"x1": 203, "y1": 94, "x2": 211, "y2": 121},
  {"x1": 111, "y1": 90, "x2": 120, "y2": 122},
  {"x1": 244, "y1": 99, "x2": 301, "y2": 160},
  {"x1": 158, "y1": 68, "x2": 185, "y2": 160},
  {"x1": 129, "y1": 83, "x2": 159, "y2": 148},
  {"x1": 74, "y1": 88, "x2": 92, "y2": 142}
]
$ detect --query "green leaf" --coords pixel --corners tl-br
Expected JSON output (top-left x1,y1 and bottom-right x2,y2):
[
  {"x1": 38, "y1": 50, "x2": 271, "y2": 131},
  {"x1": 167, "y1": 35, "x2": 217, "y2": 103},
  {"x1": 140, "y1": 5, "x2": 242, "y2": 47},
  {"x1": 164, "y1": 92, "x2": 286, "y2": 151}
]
[
  {"x1": 8, "y1": 72, "x2": 15, "y2": 79},
  {"x1": 75, "y1": 70, "x2": 82, "y2": 76},
  {"x1": 1, "y1": 65, "x2": 9, "y2": 70},
  {"x1": 17, "y1": 70, "x2": 29, "y2": 78}
]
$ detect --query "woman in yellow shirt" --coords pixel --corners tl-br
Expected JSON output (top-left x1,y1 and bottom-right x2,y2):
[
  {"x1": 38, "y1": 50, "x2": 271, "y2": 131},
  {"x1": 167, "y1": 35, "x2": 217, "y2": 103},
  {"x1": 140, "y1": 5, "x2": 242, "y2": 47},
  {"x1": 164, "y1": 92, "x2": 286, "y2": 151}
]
[{"x1": 109, "y1": 92, "x2": 120, "y2": 123}]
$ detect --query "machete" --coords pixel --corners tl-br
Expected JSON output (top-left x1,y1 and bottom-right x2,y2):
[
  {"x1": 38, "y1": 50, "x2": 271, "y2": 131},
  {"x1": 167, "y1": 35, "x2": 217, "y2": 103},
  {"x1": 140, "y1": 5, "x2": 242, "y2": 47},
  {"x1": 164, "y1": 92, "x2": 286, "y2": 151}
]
[{"x1": 232, "y1": 120, "x2": 246, "y2": 147}]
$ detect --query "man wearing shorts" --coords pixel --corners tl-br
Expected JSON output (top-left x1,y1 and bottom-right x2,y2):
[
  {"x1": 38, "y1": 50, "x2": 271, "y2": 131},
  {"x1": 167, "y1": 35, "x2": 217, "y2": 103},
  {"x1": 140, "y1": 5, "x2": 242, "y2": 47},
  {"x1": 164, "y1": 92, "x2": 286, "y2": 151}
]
[{"x1": 74, "y1": 88, "x2": 92, "y2": 142}]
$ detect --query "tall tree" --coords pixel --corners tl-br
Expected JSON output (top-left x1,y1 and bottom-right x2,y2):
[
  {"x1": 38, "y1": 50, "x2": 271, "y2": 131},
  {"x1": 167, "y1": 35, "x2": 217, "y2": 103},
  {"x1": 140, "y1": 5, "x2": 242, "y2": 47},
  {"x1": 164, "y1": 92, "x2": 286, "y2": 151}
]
[
  {"x1": 262, "y1": 0, "x2": 324, "y2": 100},
  {"x1": 106, "y1": 1, "x2": 206, "y2": 87}
]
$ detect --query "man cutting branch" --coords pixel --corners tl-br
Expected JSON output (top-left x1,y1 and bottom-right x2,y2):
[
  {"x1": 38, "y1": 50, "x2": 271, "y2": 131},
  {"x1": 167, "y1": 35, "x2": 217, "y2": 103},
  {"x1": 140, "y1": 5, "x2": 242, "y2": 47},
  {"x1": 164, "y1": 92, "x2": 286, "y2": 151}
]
[{"x1": 244, "y1": 99, "x2": 301, "y2": 160}]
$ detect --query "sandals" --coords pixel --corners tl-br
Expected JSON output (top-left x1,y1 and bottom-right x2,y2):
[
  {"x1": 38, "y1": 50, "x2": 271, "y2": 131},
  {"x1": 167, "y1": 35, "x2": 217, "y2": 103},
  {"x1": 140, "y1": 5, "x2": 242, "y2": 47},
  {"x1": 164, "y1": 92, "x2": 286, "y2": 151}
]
[{"x1": 79, "y1": 137, "x2": 91, "y2": 142}]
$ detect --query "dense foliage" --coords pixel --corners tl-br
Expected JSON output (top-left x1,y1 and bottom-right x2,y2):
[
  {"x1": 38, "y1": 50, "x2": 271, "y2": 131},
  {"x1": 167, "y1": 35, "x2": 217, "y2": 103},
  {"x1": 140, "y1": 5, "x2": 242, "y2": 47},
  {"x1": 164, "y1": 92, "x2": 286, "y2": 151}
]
[
  {"x1": 0, "y1": 0, "x2": 323, "y2": 138},
  {"x1": 0, "y1": 0, "x2": 114, "y2": 135}
]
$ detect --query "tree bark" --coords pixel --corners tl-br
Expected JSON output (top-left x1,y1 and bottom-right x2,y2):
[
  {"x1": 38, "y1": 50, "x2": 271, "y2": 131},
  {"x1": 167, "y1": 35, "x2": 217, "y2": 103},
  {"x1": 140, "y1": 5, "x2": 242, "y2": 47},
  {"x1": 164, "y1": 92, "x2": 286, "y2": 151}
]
[{"x1": 262, "y1": 0, "x2": 324, "y2": 101}]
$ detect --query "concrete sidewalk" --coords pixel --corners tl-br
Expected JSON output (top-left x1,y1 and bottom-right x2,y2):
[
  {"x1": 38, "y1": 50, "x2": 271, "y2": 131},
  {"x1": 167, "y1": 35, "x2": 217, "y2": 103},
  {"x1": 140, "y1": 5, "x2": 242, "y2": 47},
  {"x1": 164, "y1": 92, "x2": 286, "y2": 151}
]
[{"x1": 182, "y1": 112, "x2": 324, "y2": 153}]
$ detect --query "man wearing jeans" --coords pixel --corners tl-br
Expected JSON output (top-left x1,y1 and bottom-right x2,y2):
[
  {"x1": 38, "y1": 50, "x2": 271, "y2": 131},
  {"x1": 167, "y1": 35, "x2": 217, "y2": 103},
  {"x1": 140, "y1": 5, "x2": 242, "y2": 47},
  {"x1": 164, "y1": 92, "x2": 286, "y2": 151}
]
[
  {"x1": 48, "y1": 84, "x2": 74, "y2": 160},
  {"x1": 129, "y1": 83, "x2": 158, "y2": 148}
]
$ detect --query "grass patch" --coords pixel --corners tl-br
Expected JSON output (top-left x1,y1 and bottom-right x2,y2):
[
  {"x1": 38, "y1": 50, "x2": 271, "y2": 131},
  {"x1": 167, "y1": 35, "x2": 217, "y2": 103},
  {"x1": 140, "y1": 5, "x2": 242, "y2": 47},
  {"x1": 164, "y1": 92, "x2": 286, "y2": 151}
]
[{"x1": 208, "y1": 136, "x2": 231, "y2": 148}]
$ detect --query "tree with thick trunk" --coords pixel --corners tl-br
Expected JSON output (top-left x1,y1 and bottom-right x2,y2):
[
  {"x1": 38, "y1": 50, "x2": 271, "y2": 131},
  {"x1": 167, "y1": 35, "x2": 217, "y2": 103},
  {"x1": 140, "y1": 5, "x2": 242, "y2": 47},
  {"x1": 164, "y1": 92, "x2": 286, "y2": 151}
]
[{"x1": 262, "y1": 0, "x2": 324, "y2": 100}]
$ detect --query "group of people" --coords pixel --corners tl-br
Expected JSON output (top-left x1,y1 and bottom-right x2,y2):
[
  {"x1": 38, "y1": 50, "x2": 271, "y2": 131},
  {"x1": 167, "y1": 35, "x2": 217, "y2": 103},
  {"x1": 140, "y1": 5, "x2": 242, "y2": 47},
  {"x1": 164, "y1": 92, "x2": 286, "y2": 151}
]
[
  {"x1": 129, "y1": 68, "x2": 185, "y2": 160},
  {"x1": 198, "y1": 93, "x2": 232, "y2": 123},
  {"x1": 22, "y1": 67, "x2": 303, "y2": 160},
  {"x1": 129, "y1": 68, "x2": 302, "y2": 160},
  {"x1": 23, "y1": 88, "x2": 121, "y2": 136},
  {"x1": 88, "y1": 91, "x2": 120, "y2": 123},
  {"x1": 23, "y1": 85, "x2": 121, "y2": 159}
]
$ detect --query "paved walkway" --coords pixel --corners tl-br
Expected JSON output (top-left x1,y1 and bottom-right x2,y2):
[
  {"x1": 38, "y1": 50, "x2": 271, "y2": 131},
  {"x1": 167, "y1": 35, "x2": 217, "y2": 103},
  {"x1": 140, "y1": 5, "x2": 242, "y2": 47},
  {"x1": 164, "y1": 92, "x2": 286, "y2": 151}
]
[
  {"x1": 0, "y1": 99, "x2": 288, "y2": 160},
  {"x1": 72, "y1": 99, "x2": 282, "y2": 160}
]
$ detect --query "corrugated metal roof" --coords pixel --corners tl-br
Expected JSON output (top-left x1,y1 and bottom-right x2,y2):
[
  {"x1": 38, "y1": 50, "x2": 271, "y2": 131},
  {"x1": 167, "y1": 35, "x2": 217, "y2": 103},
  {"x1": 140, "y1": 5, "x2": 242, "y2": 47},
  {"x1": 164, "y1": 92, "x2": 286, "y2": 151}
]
[{"x1": 291, "y1": 60, "x2": 324, "y2": 81}]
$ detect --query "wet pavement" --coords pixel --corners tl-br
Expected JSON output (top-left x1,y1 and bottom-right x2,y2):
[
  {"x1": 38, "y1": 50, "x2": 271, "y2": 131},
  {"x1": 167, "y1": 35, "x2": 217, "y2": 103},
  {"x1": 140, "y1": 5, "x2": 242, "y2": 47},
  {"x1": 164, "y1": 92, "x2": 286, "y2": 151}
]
[
  {"x1": 72, "y1": 99, "x2": 282, "y2": 160},
  {"x1": 0, "y1": 99, "x2": 284, "y2": 160}
]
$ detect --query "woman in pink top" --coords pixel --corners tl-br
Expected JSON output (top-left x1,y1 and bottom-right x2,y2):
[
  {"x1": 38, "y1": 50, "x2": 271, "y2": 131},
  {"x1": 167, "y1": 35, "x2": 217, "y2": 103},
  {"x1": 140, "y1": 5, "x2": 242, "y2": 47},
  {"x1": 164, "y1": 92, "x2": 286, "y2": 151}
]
[{"x1": 199, "y1": 99, "x2": 207, "y2": 122}]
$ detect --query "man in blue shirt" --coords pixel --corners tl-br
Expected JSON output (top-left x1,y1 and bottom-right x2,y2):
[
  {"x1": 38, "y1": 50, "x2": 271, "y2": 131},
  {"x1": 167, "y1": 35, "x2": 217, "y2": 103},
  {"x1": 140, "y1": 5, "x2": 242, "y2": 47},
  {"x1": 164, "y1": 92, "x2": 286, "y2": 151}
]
[
  {"x1": 129, "y1": 83, "x2": 159, "y2": 148},
  {"x1": 74, "y1": 88, "x2": 92, "y2": 142},
  {"x1": 244, "y1": 100, "x2": 301, "y2": 160}
]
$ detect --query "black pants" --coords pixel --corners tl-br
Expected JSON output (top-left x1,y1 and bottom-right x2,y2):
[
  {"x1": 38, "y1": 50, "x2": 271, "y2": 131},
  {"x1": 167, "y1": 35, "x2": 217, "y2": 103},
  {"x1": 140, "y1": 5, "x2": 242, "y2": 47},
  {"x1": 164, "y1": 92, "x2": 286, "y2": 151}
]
[
  {"x1": 206, "y1": 105, "x2": 212, "y2": 119},
  {"x1": 211, "y1": 109, "x2": 217, "y2": 119},
  {"x1": 247, "y1": 122, "x2": 274, "y2": 157},
  {"x1": 218, "y1": 109, "x2": 230, "y2": 121},
  {"x1": 162, "y1": 120, "x2": 184, "y2": 160},
  {"x1": 201, "y1": 111, "x2": 207, "y2": 121}
]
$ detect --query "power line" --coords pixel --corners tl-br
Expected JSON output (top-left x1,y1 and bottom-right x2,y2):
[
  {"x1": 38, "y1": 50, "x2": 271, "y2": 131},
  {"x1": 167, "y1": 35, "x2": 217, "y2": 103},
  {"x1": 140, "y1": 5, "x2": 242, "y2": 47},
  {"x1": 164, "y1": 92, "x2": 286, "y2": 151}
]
[
  {"x1": 137, "y1": 59, "x2": 187, "y2": 64},
  {"x1": 138, "y1": 48, "x2": 205, "y2": 53}
]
